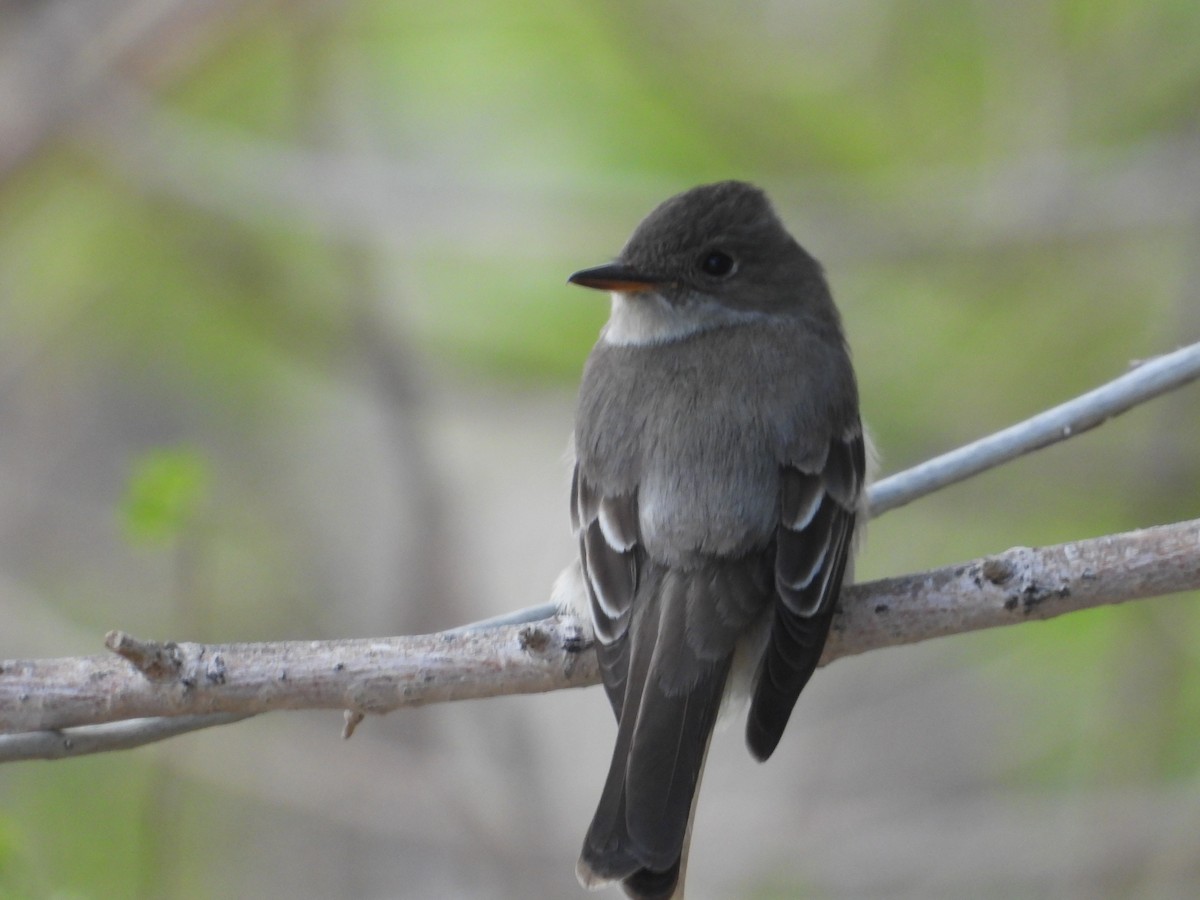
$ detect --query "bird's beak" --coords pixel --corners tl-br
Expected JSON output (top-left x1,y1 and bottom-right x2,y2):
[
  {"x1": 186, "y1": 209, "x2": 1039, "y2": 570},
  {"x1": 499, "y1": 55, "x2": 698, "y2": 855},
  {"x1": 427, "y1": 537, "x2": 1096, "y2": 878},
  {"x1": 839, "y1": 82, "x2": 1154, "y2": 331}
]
[{"x1": 567, "y1": 263, "x2": 664, "y2": 293}]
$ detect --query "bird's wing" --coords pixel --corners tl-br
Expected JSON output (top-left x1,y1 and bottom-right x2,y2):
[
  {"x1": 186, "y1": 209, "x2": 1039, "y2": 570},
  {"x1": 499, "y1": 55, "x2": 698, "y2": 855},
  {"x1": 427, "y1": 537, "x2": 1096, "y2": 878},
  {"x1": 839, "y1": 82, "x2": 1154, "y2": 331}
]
[
  {"x1": 572, "y1": 464, "x2": 639, "y2": 715},
  {"x1": 746, "y1": 428, "x2": 866, "y2": 762}
]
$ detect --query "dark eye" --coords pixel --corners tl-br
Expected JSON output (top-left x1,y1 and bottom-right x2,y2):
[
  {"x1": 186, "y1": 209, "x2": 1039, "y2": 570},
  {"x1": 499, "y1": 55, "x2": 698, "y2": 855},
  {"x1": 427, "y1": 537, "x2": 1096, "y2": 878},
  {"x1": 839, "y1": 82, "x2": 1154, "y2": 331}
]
[{"x1": 698, "y1": 250, "x2": 736, "y2": 277}]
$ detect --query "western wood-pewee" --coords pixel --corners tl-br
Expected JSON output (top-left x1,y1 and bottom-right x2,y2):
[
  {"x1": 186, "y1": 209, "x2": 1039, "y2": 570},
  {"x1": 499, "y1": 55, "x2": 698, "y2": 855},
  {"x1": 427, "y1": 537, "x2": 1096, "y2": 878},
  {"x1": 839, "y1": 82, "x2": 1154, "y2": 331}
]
[{"x1": 557, "y1": 180, "x2": 866, "y2": 899}]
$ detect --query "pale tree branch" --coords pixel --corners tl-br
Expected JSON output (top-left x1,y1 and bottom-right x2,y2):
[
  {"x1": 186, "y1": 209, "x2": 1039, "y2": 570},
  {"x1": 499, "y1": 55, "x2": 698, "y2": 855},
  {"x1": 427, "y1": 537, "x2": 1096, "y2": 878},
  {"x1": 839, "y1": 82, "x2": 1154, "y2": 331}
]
[
  {"x1": 1, "y1": 520, "x2": 1197, "y2": 754},
  {"x1": 1, "y1": 343, "x2": 1198, "y2": 762}
]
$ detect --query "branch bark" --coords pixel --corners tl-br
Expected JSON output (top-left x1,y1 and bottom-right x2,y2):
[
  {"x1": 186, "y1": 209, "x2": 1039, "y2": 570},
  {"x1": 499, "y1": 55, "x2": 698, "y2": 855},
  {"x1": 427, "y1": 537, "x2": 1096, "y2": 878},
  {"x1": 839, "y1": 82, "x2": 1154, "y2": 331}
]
[{"x1": 2, "y1": 520, "x2": 1196, "y2": 746}]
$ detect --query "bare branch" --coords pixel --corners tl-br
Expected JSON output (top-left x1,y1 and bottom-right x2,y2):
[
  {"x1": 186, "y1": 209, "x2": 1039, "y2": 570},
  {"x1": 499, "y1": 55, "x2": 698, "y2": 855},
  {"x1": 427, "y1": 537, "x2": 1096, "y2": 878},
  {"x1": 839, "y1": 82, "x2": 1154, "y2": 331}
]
[
  {"x1": 0, "y1": 714, "x2": 250, "y2": 763},
  {"x1": 0, "y1": 619, "x2": 596, "y2": 737},
  {"x1": 2, "y1": 519, "x2": 1196, "y2": 761},
  {"x1": 827, "y1": 518, "x2": 1199, "y2": 659},
  {"x1": 868, "y1": 341, "x2": 1200, "y2": 516}
]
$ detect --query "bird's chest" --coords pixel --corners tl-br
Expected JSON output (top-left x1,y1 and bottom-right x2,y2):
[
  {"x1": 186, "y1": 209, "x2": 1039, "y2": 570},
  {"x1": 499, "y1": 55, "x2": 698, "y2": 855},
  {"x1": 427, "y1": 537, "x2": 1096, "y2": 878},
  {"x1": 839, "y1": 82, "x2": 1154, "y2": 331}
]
[{"x1": 575, "y1": 337, "x2": 782, "y2": 565}]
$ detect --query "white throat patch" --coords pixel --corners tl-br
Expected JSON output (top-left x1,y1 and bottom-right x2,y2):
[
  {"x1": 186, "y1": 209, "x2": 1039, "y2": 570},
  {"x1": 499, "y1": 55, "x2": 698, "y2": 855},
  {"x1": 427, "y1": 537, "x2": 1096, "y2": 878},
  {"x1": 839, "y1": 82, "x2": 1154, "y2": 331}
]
[{"x1": 601, "y1": 291, "x2": 762, "y2": 346}]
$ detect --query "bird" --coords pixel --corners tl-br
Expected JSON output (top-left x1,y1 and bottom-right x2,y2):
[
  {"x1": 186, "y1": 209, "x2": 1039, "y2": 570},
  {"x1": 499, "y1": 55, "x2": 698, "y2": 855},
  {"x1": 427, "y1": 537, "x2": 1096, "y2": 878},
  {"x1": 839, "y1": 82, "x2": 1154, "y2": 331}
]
[{"x1": 555, "y1": 180, "x2": 867, "y2": 899}]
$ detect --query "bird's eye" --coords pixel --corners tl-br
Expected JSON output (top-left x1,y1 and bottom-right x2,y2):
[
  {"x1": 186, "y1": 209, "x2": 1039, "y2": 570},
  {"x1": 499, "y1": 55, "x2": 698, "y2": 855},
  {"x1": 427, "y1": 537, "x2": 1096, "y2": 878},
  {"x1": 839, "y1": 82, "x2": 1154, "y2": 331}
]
[{"x1": 698, "y1": 250, "x2": 736, "y2": 277}]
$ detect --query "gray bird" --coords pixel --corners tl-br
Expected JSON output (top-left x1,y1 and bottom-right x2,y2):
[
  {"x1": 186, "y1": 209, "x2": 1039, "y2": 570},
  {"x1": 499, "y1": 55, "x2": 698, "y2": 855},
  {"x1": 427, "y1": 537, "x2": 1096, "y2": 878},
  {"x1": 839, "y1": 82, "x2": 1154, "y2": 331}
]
[{"x1": 556, "y1": 180, "x2": 867, "y2": 899}]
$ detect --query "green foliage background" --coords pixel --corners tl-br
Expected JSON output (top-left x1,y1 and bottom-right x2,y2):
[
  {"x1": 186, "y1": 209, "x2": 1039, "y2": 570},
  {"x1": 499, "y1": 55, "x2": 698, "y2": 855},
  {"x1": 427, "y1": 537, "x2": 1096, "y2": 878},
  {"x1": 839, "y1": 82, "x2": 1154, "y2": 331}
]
[{"x1": 1, "y1": 1, "x2": 1197, "y2": 897}]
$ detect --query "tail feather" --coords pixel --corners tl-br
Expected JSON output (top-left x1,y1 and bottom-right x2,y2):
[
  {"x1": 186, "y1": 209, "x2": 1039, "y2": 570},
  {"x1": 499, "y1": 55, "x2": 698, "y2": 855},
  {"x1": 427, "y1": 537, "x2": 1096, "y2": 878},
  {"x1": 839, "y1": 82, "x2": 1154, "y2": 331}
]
[
  {"x1": 579, "y1": 663, "x2": 727, "y2": 897},
  {"x1": 578, "y1": 566, "x2": 743, "y2": 898}
]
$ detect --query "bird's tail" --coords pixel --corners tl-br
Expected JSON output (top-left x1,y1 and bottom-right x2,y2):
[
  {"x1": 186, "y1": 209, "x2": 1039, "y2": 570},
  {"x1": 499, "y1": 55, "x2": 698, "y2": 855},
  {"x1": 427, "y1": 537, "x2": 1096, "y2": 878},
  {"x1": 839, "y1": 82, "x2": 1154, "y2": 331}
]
[{"x1": 577, "y1": 574, "x2": 733, "y2": 899}]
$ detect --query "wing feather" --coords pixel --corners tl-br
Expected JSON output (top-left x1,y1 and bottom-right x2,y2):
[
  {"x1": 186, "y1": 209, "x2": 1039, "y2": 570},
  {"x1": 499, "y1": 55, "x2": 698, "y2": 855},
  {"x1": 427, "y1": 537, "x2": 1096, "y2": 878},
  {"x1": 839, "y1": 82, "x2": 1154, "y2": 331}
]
[{"x1": 747, "y1": 430, "x2": 864, "y2": 762}]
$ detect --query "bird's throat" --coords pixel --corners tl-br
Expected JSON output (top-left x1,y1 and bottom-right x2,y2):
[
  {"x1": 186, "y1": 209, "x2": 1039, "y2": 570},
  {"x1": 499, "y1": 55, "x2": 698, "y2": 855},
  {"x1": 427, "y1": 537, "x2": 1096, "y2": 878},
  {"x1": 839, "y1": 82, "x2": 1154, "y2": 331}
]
[{"x1": 602, "y1": 292, "x2": 761, "y2": 347}]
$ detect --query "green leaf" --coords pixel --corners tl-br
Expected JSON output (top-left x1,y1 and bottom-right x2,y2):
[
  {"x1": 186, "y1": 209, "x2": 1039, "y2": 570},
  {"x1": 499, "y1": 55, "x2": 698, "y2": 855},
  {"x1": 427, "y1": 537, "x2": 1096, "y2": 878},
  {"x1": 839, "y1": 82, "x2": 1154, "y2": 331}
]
[{"x1": 119, "y1": 449, "x2": 210, "y2": 545}]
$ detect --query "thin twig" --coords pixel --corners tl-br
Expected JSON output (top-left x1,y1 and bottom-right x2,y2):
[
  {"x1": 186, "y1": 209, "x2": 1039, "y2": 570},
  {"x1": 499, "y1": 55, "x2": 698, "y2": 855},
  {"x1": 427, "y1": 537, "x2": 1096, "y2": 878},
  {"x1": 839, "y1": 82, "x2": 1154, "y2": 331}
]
[
  {"x1": 868, "y1": 341, "x2": 1200, "y2": 516},
  {"x1": 0, "y1": 714, "x2": 251, "y2": 763},
  {"x1": 446, "y1": 604, "x2": 559, "y2": 634},
  {"x1": 106, "y1": 631, "x2": 185, "y2": 680}
]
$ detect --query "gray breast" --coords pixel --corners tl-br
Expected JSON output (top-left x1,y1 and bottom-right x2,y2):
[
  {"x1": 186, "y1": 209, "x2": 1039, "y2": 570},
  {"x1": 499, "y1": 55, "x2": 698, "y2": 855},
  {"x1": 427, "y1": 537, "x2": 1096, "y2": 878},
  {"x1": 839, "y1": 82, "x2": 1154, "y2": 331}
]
[{"x1": 576, "y1": 321, "x2": 842, "y2": 568}]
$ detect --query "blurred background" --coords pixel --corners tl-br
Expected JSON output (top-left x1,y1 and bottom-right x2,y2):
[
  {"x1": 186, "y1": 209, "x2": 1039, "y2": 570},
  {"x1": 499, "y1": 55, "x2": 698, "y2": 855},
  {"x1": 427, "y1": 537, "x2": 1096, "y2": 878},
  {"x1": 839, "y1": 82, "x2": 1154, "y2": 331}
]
[{"x1": 1, "y1": 1, "x2": 1198, "y2": 897}]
